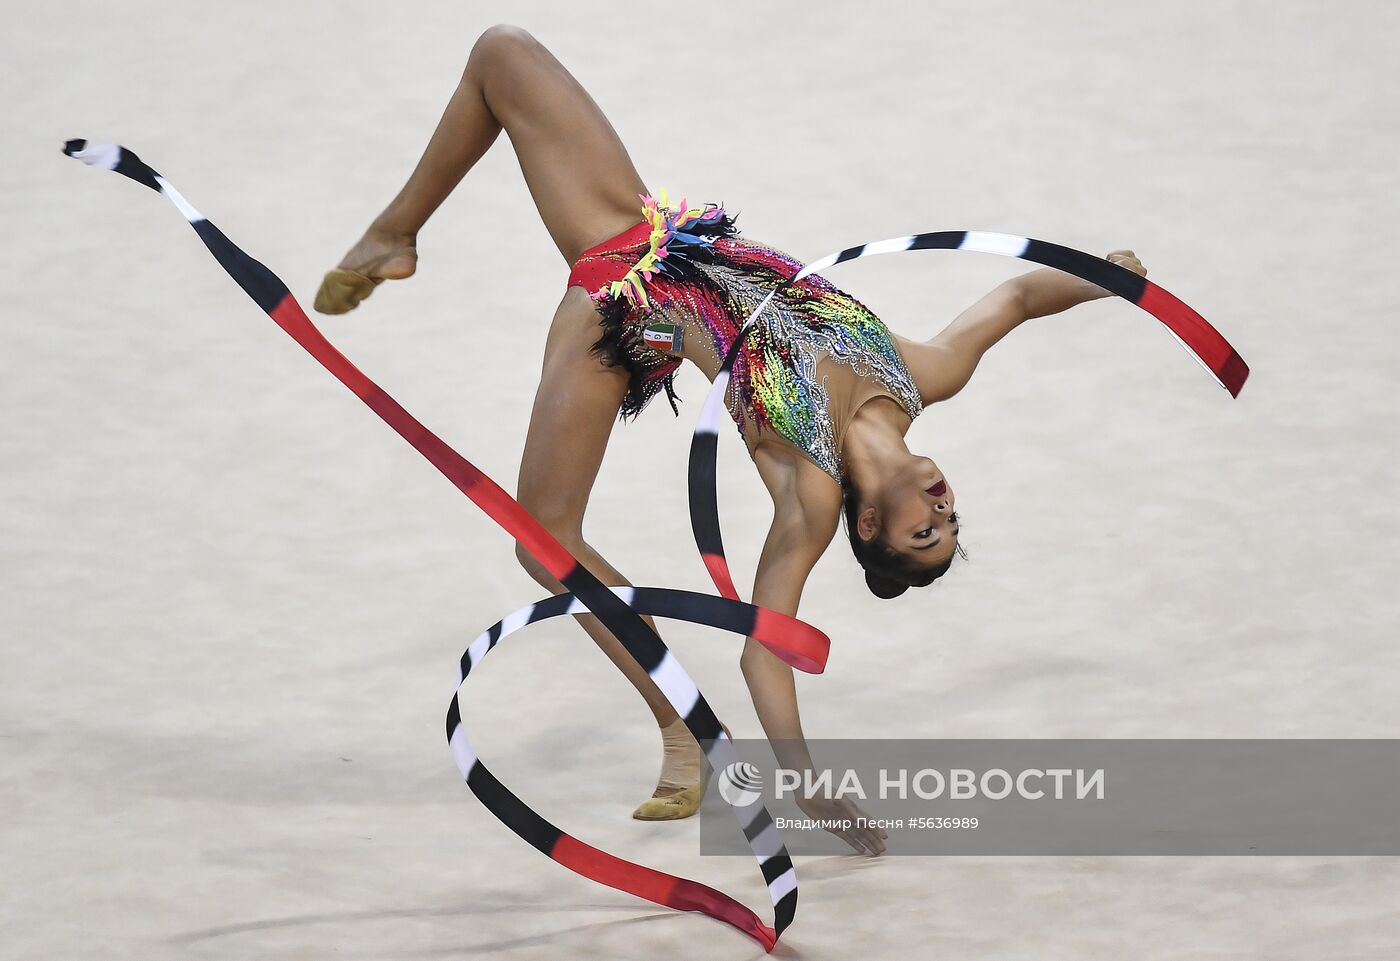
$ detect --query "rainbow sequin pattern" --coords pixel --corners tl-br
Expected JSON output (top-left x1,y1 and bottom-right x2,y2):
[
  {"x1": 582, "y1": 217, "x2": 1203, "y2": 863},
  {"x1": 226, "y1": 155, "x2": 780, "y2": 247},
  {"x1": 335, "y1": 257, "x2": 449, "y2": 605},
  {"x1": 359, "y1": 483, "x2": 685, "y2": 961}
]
[{"x1": 585, "y1": 192, "x2": 923, "y2": 484}]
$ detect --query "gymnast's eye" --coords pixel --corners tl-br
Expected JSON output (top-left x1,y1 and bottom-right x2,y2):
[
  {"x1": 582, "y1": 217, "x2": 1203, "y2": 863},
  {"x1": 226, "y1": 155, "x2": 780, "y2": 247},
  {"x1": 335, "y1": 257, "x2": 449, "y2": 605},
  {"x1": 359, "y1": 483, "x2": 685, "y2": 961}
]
[
  {"x1": 949, "y1": 512, "x2": 960, "y2": 526},
  {"x1": 915, "y1": 527, "x2": 934, "y2": 539}
]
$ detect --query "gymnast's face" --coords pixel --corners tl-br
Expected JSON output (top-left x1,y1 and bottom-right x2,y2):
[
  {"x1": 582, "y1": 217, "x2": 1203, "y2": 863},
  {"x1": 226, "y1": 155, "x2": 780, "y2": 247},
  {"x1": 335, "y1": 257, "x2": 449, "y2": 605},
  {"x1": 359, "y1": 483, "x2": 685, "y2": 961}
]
[{"x1": 861, "y1": 455, "x2": 960, "y2": 567}]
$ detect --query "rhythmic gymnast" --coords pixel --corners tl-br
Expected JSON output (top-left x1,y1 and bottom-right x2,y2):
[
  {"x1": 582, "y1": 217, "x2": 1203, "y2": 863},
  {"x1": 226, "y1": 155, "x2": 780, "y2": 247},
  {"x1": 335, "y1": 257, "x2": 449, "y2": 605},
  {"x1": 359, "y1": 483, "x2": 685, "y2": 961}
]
[{"x1": 313, "y1": 25, "x2": 1146, "y2": 843}]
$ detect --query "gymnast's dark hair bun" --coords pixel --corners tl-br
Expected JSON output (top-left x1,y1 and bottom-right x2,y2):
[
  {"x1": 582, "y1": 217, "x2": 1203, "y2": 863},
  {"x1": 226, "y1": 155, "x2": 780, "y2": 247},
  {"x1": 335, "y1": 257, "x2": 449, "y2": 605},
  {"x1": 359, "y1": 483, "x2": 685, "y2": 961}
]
[{"x1": 864, "y1": 570, "x2": 911, "y2": 600}]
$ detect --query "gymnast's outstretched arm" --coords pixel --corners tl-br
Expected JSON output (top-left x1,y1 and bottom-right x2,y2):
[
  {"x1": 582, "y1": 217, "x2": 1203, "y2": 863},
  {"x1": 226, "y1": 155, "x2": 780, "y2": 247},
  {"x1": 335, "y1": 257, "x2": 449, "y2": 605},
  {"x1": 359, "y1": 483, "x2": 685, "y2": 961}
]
[
  {"x1": 742, "y1": 456, "x2": 888, "y2": 854},
  {"x1": 904, "y1": 249, "x2": 1148, "y2": 405}
]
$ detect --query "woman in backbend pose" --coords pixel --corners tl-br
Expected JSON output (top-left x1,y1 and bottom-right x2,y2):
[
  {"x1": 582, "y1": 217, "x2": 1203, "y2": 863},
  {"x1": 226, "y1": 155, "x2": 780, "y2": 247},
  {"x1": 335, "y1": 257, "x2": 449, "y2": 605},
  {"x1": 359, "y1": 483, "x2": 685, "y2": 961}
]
[{"x1": 315, "y1": 25, "x2": 1144, "y2": 848}]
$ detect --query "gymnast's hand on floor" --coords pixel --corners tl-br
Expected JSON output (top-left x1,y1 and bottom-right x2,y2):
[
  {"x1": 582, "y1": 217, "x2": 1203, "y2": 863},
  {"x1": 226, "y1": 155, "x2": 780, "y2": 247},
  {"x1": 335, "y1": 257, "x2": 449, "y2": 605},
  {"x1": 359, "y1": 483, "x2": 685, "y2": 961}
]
[{"x1": 798, "y1": 795, "x2": 888, "y2": 855}]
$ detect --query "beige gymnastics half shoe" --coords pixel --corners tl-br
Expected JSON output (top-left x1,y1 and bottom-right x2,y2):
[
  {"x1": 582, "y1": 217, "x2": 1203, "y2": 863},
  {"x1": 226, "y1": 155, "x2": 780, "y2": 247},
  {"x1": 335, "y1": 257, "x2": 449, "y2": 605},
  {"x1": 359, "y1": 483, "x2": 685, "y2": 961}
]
[
  {"x1": 313, "y1": 246, "x2": 416, "y2": 315},
  {"x1": 632, "y1": 719, "x2": 734, "y2": 821}
]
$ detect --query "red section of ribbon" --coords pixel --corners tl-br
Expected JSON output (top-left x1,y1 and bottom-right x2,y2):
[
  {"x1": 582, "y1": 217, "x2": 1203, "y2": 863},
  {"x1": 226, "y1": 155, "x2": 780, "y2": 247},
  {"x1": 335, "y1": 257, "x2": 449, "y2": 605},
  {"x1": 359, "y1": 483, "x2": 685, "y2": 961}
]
[
  {"x1": 267, "y1": 291, "x2": 375, "y2": 398},
  {"x1": 753, "y1": 606, "x2": 829, "y2": 674},
  {"x1": 552, "y1": 836, "x2": 779, "y2": 951},
  {"x1": 1136, "y1": 281, "x2": 1249, "y2": 397},
  {"x1": 703, "y1": 552, "x2": 741, "y2": 602}
]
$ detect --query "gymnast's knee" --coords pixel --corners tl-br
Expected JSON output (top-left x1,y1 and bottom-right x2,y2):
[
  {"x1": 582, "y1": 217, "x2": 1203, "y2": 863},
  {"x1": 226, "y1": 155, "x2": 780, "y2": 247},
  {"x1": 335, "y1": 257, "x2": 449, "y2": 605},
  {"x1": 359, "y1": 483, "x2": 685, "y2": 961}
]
[
  {"x1": 469, "y1": 24, "x2": 540, "y2": 70},
  {"x1": 514, "y1": 541, "x2": 548, "y2": 584}
]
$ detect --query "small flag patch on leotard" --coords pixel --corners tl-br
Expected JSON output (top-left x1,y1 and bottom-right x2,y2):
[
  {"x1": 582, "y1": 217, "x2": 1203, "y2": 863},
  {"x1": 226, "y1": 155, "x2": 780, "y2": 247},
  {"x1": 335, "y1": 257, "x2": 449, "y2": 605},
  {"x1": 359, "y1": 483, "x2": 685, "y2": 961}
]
[{"x1": 642, "y1": 321, "x2": 682, "y2": 352}]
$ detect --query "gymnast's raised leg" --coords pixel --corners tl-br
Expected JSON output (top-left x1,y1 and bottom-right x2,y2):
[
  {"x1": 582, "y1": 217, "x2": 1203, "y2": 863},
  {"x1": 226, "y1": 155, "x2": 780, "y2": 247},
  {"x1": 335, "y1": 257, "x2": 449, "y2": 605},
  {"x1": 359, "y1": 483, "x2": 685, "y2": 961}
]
[{"x1": 315, "y1": 24, "x2": 648, "y2": 313}]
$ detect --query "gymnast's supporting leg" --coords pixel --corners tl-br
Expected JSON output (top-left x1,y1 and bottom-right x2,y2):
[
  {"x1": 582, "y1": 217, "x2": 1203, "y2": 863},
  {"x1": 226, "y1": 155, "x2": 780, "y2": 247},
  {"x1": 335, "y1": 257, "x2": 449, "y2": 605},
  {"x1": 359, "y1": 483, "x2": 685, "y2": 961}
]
[
  {"x1": 514, "y1": 289, "x2": 705, "y2": 821},
  {"x1": 316, "y1": 23, "x2": 648, "y2": 313}
]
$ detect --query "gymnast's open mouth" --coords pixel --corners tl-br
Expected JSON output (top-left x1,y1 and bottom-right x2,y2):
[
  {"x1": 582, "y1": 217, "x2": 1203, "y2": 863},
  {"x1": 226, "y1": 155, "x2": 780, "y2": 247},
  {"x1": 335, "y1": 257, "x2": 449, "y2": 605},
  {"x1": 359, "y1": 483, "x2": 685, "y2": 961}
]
[{"x1": 926, "y1": 480, "x2": 946, "y2": 497}]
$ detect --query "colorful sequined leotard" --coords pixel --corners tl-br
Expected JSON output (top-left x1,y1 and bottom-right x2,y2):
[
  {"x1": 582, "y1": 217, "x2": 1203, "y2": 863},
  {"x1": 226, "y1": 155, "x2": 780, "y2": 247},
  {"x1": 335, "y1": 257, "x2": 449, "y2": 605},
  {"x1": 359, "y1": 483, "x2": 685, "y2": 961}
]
[{"x1": 566, "y1": 192, "x2": 923, "y2": 484}]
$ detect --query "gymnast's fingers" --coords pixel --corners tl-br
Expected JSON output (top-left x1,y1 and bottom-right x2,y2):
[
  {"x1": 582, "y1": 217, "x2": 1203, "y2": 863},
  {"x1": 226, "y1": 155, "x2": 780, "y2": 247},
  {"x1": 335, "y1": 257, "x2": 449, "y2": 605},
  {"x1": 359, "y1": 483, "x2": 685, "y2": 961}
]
[
  {"x1": 837, "y1": 827, "x2": 873, "y2": 855},
  {"x1": 855, "y1": 824, "x2": 887, "y2": 856},
  {"x1": 851, "y1": 829, "x2": 884, "y2": 857},
  {"x1": 831, "y1": 804, "x2": 886, "y2": 855},
  {"x1": 1107, "y1": 249, "x2": 1147, "y2": 277}
]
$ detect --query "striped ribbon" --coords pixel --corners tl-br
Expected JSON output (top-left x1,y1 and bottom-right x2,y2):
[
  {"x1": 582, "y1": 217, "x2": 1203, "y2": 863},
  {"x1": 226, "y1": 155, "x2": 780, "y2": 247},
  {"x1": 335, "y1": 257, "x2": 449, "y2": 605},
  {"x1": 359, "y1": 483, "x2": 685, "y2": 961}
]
[{"x1": 64, "y1": 139, "x2": 1248, "y2": 950}]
